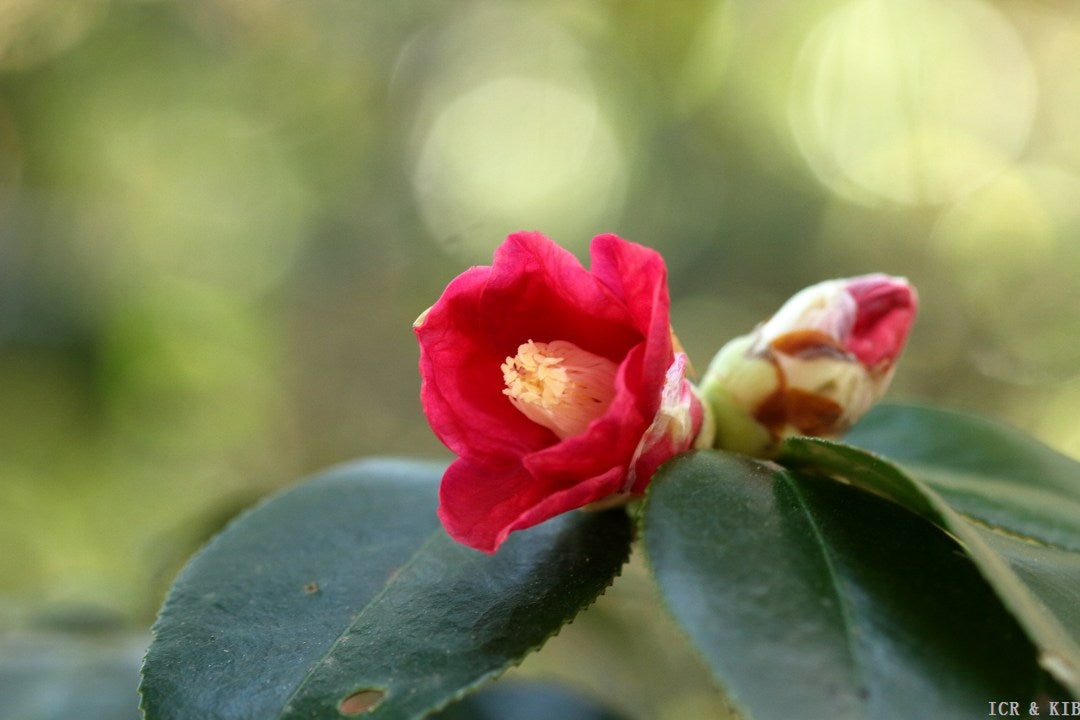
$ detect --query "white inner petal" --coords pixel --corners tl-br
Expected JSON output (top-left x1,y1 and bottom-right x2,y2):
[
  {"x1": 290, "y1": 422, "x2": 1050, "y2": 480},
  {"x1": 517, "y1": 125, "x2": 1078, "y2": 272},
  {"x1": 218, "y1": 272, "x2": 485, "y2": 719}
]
[{"x1": 757, "y1": 279, "x2": 856, "y2": 349}]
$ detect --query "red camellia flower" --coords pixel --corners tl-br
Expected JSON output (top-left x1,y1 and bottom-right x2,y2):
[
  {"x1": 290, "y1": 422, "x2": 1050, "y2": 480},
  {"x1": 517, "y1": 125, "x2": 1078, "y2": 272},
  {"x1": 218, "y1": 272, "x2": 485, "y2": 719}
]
[{"x1": 414, "y1": 232, "x2": 704, "y2": 552}]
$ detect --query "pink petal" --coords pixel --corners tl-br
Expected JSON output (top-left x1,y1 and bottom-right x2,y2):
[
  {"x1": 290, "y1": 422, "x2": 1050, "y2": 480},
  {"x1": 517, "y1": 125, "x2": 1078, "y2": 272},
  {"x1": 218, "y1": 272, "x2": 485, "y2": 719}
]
[
  {"x1": 481, "y1": 232, "x2": 640, "y2": 360},
  {"x1": 589, "y1": 234, "x2": 674, "y2": 417},
  {"x1": 416, "y1": 266, "x2": 552, "y2": 461},
  {"x1": 845, "y1": 274, "x2": 918, "y2": 369},
  {"x1": 438, "y1": 456, "x2": 624, "y2": 553}
]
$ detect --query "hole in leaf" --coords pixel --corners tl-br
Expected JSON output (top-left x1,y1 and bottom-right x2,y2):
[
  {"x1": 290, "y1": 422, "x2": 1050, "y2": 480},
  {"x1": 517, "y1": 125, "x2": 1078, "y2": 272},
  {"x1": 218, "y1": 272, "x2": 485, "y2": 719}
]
[
  {"x1": 303, "y1": 581, "x2": 319, "y2": 594},
  {"x1": 338, "y1": 689, "x2": 386, "y2": 716}
]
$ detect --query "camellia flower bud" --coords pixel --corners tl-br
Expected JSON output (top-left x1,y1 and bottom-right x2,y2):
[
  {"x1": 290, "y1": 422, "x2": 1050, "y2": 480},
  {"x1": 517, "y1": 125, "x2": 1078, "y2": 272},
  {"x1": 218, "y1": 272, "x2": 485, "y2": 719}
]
[{"x1": 699, "y1": 274, "x2": 917, "y2": 456}]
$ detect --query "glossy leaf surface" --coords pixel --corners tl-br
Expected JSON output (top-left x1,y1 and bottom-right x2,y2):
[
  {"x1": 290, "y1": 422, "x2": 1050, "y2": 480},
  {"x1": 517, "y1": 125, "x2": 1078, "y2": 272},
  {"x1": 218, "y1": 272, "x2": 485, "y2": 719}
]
[
  {"x1": 846, "y1": 404, "x2": 1080, "y2": 551},
  {"x1": 643, "y1": 451, "x2": 1064, "y2": 719},
  {"x1": 140, "y1": 458, "x2": 633, "y2": 720},
  {"x1": 781, "y1": 404, "x2": 1080, "y2": 697}
]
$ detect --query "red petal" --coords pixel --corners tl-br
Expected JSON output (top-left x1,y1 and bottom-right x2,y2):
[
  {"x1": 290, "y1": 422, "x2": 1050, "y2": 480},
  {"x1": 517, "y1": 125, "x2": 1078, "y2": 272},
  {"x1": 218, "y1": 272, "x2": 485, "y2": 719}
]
[
  {"x1": 416, "y1": 265, "x2": 551, "y2": 460},
  {"x1": 438, "y1": 456, "x2": 624, "y2": 553},
  {"x1": 480, "y1": 232, "x2": 640, "y2": 359},
  {"x1": 589, "y1": 234, "x2": 674, "y2": 421},
  {"x1": 845, "y1": 274, "x2": 918, "y2": 369}
]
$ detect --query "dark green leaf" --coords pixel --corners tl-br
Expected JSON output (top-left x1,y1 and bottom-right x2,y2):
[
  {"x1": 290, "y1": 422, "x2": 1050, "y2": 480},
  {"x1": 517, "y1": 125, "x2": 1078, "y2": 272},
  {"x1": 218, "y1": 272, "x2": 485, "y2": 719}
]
[
  {"x1": 846, "y1": 404, "x2": 1080, "y2": 499},
  {"x1": 643, "y1": 451, "x2": 1064, "y2": 720},
  {"x1": 845, "y1": 404, "x2": 1080, "y2": 551},
  {"x1": 140, "y1": 458, "x2": 633, "y2": 720},
  {"x1": 779, "y1": 404, "x2": 1080, "y2": 697}
]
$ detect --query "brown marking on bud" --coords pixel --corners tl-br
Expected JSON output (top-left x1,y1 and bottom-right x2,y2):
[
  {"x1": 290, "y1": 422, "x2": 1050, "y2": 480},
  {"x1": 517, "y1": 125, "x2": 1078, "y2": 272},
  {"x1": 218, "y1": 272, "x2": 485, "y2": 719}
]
[
  {"x1": 754, "y1": 387, "x2": 844, "y2": 438},
  {"x1": 785, "y1": 388, "x2": 845, "y2": 436},
  {"x1": 752, "y1": 352, "x2": 844, "y2": 438},
  {"x1": 752, "y1": 357, "x2": 788, "y2": 439},
  {"x1": 769, "y1": 330, "x2": 849, "y2": 359}
]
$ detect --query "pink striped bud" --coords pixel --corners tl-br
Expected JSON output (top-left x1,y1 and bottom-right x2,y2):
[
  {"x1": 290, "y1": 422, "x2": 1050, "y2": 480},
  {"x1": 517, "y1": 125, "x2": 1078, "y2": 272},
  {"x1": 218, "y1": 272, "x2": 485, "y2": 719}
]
[{"x1": 700, "y1": 274, "x2": 917, "y2": 456}]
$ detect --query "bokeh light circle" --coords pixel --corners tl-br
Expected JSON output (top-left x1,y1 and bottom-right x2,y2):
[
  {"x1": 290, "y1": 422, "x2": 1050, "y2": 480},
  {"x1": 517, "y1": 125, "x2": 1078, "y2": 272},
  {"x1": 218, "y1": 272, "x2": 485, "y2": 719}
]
[
  {"x1": 931, "y1": 163, "x2": 1080, "y2": 383},
  {"x1": 0, "y1": 0, "x2": 106, "y2": 71},
  {"x1": 412, "y1": 76, "x2": 627, "y2": 261},
  {"x1": 789, "y1": 0, "x2": 1037, "y2": 205},
  {"x1": 93, "y1": 105, "x2": 311, "y2": 299}
]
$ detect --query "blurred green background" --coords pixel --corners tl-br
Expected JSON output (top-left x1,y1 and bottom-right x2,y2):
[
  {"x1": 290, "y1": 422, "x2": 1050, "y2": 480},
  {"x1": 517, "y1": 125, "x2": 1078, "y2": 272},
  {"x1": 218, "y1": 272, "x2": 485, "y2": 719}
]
[{"x1": 1, "y1": 0, "x2": 1078, "y2": 717}]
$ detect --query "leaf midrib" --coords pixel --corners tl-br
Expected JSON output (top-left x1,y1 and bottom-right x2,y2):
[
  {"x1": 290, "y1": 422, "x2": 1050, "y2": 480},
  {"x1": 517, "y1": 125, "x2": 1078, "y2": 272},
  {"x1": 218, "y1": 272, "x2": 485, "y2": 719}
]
[
  {"x1": 778, "y1": 471, "x2": 869, "y2": 712},
  {"x1": 791, "y1": 440, "x2": 1080, "y2": 697}
]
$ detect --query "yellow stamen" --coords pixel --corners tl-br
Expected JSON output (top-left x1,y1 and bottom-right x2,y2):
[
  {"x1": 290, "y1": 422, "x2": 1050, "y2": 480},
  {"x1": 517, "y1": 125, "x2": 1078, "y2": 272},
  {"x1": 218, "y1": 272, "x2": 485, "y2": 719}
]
[{"x1": 502, "y1": 340, "x2": 618, "y2": 439}]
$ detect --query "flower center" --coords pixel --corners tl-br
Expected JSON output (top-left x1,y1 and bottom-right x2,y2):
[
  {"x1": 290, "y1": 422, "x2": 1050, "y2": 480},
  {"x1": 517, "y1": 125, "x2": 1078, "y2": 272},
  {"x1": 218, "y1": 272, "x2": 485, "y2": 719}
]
[{"x1": 501, "y1": 340, "x2": 618, "y2": 439}]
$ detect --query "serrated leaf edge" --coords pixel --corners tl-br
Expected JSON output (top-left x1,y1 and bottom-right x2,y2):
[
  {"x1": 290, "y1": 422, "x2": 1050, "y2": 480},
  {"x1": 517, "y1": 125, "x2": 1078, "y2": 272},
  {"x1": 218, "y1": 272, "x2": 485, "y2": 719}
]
[
  {"x1": 138, "y1": 458, "x2": 447, "y2": 720},
  {"x1": 417, "y1": 530, "x2": 634, "y2": 720}
]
